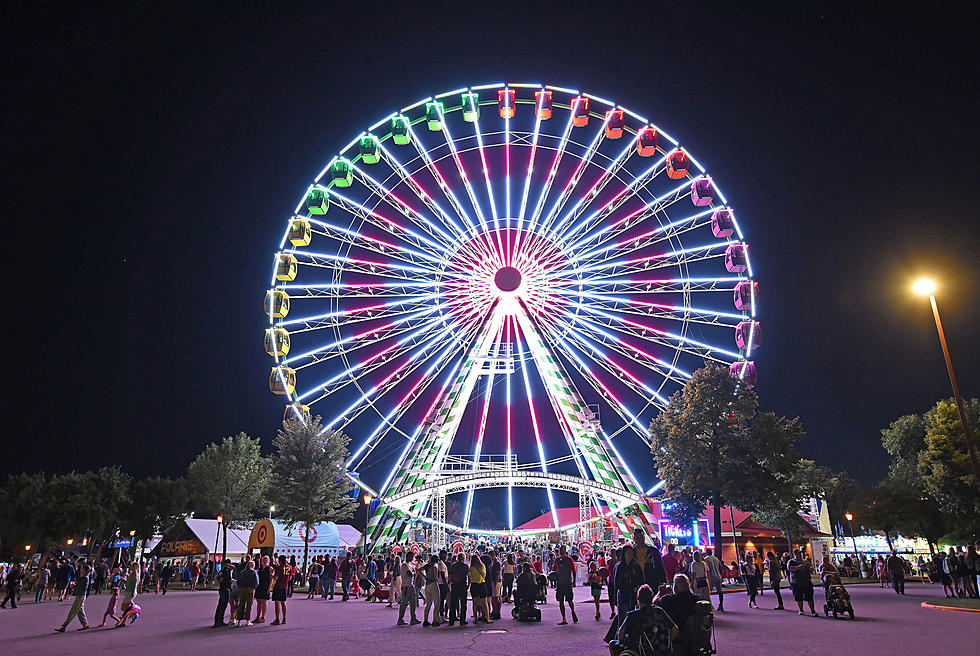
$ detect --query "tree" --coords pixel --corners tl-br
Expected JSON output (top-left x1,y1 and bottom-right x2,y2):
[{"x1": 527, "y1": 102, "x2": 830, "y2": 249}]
[
  {"x1": 881, "y1": 413, "x2": 928, "y2": 487},
  {"x1": 269, "y1": 416, "x2": 357, "y2": 576},
  {"x1": 124, "y1": 477, "x2": 188, "y2": 557},
  {"x1": 649, "y1": 363, "x2": 759, "y2": 555},
  {"x1": 0, "y1": 472, "x2": 49, "y2": 561},
  {"x1": 187, "y1": 432, "x2": 269, "y2": 560},
  {"x1": 919, "y1": 398, "x2": 980, "y2": 518},
  {"x1": 858, "y1": 478, "x2": 920, "y2": 551},
  {"x1": 751, "y1": 458, "x2": 827, "y2": 554},
  {"x1": 821, "y1": 470, "x2": 862, "y2": 538}
]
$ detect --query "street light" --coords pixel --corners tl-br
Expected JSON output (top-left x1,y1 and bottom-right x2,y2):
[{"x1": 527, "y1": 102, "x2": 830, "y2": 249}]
[
  {"x1": 66, "y1": 538, "x2": 74, "y2": 546},
  {"x1": 269, "y1": 505, "x2": 275, "y2": 519},
  {"x1": 913, "y1": 278, "x2": 980, "y2": 485},
  {"x1": 844, "y1": 512, "x2": 858, "y2": 560},
  {"x1": 25, "y1": 545, "x2": 31, "y2": 551},
  {"x1": 362, "y1": 496, "x2": 373, "y2": 552}
]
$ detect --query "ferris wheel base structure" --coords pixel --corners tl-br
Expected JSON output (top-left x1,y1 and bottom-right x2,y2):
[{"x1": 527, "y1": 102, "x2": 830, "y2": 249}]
[{"x1": 263, "y1": 83, "x2": 760, "y2": 549}]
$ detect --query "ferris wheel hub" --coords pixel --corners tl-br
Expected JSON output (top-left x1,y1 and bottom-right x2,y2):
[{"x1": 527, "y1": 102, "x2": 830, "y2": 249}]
[{"x1": 493, "y1": 266, "x2": 522, "y2": 292}]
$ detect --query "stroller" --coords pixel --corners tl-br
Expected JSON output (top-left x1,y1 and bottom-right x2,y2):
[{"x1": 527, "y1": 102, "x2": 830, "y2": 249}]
[
  {"x1": 535, "y1": 574, "x2": 549, "y2": 603},
  {"x1": 822, "y1": 574, "x2": 854, "y2": 619}
]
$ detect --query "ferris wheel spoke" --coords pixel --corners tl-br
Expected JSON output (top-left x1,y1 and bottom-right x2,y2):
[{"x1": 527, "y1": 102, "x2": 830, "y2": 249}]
[
  {"x1": 313, "y1": 307, "x2": 489, "y2": 422},
  {"x1": 279, "y1": 293, "x2": 440, "y2": 334},
  {"x1": 568, "y1": 240, "x2": 734, "y2": 278},
  {"x1": 544, "y1": 136, "x2": 638, "y2": 245},
  {"x1": 567, "y1": 300, "x2": 741, "y2": 363},
  {"x1": 516, "y1": 88, "x2": 547, "y2": 228},
  {"x1": 512, "y1": 314, "x2": 562, "y2": 531},
  {"x1": 561, "y1": 172, "x2": 691, "y2": 254},
  {"x1": 462, "y1": 320, "x2": 504, "y2": 530},
  {"x1": 345, "y1": 167, "x2": 460, "y2": 251},
  {"x1": 535, "y1": 107, "x2": 612, "y2": 240},
  {"x1": 568, "y1": 291, "x2": 745, "y2": 328},
  {"x1": 288, "y1": 249, "x2": 438, "y2": 282},
  {"x1": 549, "y1": 276, "x2": 743, "y2": 295},
  {"x1": 302, "y1": 216, "x2": 448, "y2": 269},
  {"x1": 316, "y1": 184, "x2": 453, "y2": 257},
  {"x1": 539, "y1": 323, "x2": 657, "y2": 437},
  {"x1": 568, "y1": 208, "x2": 716, "y2": 267},
  {"x1": 463, "y1": 93, "x2": 507, "y2": 263},
  {"x1": 532, "y1": 302, "x2": 691, "y2": 388}
]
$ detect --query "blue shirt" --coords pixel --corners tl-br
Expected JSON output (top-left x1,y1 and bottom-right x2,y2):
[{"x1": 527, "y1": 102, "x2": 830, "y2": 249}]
[{"x1": 367, "y1": 561, "x2": 377, "y2": 579}]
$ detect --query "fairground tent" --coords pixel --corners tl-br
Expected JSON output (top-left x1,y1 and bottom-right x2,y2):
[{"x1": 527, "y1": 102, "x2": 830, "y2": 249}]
[
  {"x1": 248, "y1": 519, "x2": 361, "y2": 559},
  {"x1": 149, "y1": 518, "x2": 251, "y2": 560}
]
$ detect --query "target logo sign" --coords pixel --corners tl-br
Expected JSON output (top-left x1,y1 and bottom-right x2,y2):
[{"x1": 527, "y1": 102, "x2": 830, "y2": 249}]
[
  {"x1": 578, "y1": 541, "x2": 593, "y2": 561},
  {"x1": 256, "y1": 524, "x2": 269, "y2": 544},
  {"x1": 299, "y1": 526, "x2": 318, "y2": 543},
  {"x1": 452, "y1": 540, "x2": 465, "y2": 556}
]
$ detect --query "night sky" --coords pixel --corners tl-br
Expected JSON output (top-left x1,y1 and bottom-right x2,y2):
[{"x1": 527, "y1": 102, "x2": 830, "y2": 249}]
[{"x1": 4, "y1": 2, "x2": 978, "y2": 489}]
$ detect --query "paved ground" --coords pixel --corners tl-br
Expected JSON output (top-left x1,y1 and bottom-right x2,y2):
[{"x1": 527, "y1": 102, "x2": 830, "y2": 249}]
[{"x1": 1, "y1": 582, "x2": 977, "y2": 655}]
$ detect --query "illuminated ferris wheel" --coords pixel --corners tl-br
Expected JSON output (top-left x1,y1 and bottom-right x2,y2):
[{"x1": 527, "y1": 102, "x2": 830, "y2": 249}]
[{"x1": 265, "y1": 83, "x2": 759, "y2": 548}]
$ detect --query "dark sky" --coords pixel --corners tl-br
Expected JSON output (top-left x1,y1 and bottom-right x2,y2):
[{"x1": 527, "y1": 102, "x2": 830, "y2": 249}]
[{"x1": 3, "y1": 1, "x2": 978, "y2": 487}]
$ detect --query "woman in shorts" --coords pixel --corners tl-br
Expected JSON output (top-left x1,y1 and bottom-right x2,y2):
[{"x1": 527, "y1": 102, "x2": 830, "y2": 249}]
[
  {"x1": 469, "y1": 554, "x2": 489, "y2": 623},
  {"x1": 588, "y1": 560, "x2": 604, "y2": 620}
]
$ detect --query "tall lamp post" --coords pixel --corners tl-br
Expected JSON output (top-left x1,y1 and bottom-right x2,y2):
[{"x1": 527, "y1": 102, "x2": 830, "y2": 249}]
[
  {"x1": 844, "y1": 512, "x2": 858, "y2": 557},
  {"x1": 913, "y1": 279, "x2": 980, "y2": 485},
  {"x1": 362, "y1": 495, "x2": 373, "y2": 554}
]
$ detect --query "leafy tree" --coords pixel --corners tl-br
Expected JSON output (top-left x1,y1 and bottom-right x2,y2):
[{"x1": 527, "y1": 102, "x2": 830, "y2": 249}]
[
  {"x1": 649, "y1": 363, "x2": 759, "y2": 553},
  {"x1": 881, "y1": 413, "x2": 928, "y2": 487},
  {"x1": 751, "y1": 458, "x2": 827, "y2": 554},
  {"x1": 269, "y1": 416, "x2": 357, "y2": 575},
  {"x1": 0, "y1": 472, "x2": 49, "y2": 561},
  {"x1": 821, "y1": 470, "x2": 862, "y2": 537},
  {"x1": 187, "y1": 432, "x2": 269, "y2": 560},
  {"x1": 858, "y1": 478, "x2": 920, "y2": 550},
  {"x1": 919, "y1": 398, "x2": 980, "y2": 518},
  {"x1": 124, "y1": 477, "x2": 188, "y2": 556}
]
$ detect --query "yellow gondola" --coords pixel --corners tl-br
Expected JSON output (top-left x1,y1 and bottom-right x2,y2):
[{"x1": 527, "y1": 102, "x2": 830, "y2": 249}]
[
  {"x1": 265, "y1": 290, "x2": 290, "y2": 318},
  {"x1": 264, "y1": 328, "x2": 291, "y2": 357},
  {"x1": 289, "y1": 219, "x2": 311, "y2": 247},
  {"x1": 275, "y1": 253, "x2": 298, "y2": 281},
  {"x1": 269, "y1": 367, "x2": 296, "y2": 395},
  {"x1": 284, "y1": 404, "x2": 311, "y2": 423}
]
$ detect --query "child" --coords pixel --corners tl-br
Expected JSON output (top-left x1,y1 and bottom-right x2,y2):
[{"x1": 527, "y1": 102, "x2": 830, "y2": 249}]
[
  {"x1": 588, "y1": 561, "x2": 604, "y2": 620},
  {"x1": 101, "y1": 586, "x2": 121, "y2": 627},
  {"x1": 349, "y1": 576, "x2": 361, "y2": 598}
]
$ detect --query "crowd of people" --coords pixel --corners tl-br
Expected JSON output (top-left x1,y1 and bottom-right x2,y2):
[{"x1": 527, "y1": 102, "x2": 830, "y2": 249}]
[{"x1": 1, "y1": 536, "x2": 977, "y2": 651}]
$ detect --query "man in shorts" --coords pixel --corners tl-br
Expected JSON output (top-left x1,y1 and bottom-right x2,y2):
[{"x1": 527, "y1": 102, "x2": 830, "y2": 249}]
[
  {"x1": 787, "y1": 548, "x2": 817, "y2": 616},
  {"x1": 552, "y1": 545, "x2": 578, "y2": 625}
]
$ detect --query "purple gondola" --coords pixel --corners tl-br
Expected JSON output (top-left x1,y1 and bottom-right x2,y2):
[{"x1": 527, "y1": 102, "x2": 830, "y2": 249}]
[
  {"x1": 730, "y1": 360, "x2": 757, "y2": 387},
  {"x1": 725, "y1": 244, "x2": 748, "y2": 272},
  {"x1": 691, "y1": 177, "x2": 714, "y2": 206},
  {"x1": 735, "y1": 321, "x2": 762, "y2": 350},
  {"x1": 733, "y1": 281, "x2": 758, "y2": 311},
  {"x1": 711, "y1": 209, "x2": 734, "y2": 238}
]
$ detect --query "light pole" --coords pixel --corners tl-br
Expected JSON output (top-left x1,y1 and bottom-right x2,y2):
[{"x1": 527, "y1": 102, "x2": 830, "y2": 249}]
[
  {"x1": 362, "y1": 495, "x2": 373, "y2": 553},
  {"x1": 214, "y1": 515, "x2": 223, "y2": 565},
  {"x1": 913, "y1": 278, "x2": 980, "y2": 485},
  {"x1": 269, "y1": 505, "x2": 275, "y2": 519},
  {"x1": 844, "y1": 512, "x2": 858, "y2": 558}
]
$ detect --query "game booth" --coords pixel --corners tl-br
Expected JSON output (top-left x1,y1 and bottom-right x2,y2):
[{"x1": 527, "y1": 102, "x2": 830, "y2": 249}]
[{"x1": 248, "y1": 518, "x2": 361, "y2": 560}]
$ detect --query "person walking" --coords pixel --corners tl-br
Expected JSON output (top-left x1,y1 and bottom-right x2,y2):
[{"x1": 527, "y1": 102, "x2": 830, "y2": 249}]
[
  {"x1": 100, "y1": 586, "x2": 121, "y2": 626},
  {"x1": 787, "y1": 549, "x2": 817, "y2": 616},
  {"x1": 307, "y1": 560, "x2": 320, "y2": 599},
  {"x1": 613, "y1": 545, "x2": 644, "y2": 626},
  {"x1": 741, "y1": 553, "x2": 760, "y2": 609},
  {"x1": 689, "y1": 551, "x2": 711, "y2": 601},
  {"x1": 365, "y1": 555, "x2": 378, "y2": 602},
  {"x1": 270, "y1": 555, "x2": 289, "y2": 625},
  {"x1": 160, "y1": 561, "x2": 172, "y2": 595},
  {"x1": 765, "y1": 551, "x2": 784, "y2": 610},
  {"x1": 388, "y1": 555, "x2": 401, "y2": 608},
  {"x1": 339, "y1": 552, "x2": 354, "y2": 601},
  {"x1": 588, "y1": 560, "x2": 604, "y2": 620},
  {"x1": 1, "y1": 563, "x2": 24, "y2": 609},
  {"x1": 552, "y1": 544, "x2": 578, "y2": 625},
  {"x1": 606, "y1": 548, "x2": 619, "y2": 619},
  {"x1": 55, "y1": 563, "x2": 90, "y2": 632},
  {"x1": 35, "y1": 565, "x2": 50, "y2": 604},
  {"x1": 704, "y1": 548, "x2": 724, "y2": 611},
  {"x1": 397, "y1": 554, "x2": 420, "y2": 625},
  {"x1": 116, "y1": 562, "x2": 140, "y2": 627},
  {"x1": 886, "y1": 550, "x2": 907, "y2": 595},
  {"x1": 447, "y1": 553, "x2": 469, "y2": 626},
  {"x1": 502, "y1": 553, "x2": 516, "y2": 603}
]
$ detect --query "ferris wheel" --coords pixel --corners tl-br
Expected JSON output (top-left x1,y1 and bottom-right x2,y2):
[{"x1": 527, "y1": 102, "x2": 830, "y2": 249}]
[{"x1": 265, "y1": 83, "x2": 759, "y2": 547}]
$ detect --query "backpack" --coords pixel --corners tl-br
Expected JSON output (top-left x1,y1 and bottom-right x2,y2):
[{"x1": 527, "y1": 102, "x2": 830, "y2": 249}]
[{"x1": 676, "y1": 600, "x2": 715, "y2": 656}]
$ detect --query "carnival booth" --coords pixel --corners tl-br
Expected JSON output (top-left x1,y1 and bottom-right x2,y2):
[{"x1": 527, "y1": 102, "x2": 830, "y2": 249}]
[
  {"x1": 150, "y1": 518, "x2": 251, "y2": 562},
  {"x1": 248, "y1": 519, "x2": 361, "y2": 559}
]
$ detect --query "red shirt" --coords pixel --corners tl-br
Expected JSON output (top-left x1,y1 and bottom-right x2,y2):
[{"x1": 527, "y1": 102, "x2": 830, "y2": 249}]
[
  {"x1": 663, "y1": 552, "x2": 680, "y2": 582},
  {"x1": 273, "y1": 564, "x2": 290, "y2": 589}
]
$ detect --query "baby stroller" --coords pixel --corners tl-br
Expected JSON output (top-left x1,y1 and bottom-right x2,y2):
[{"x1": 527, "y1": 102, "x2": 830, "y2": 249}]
[
  {"x1": 822, "y1": 574, "x2": 854, "y2": 619},
  {"x1": 535, "y1": 574, "x2": 548, "y2": 604}
]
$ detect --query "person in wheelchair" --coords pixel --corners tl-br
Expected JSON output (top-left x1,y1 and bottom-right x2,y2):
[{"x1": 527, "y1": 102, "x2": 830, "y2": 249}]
[
  {"x1": 514, "y1": 563, "x2": 538, "y2": 608},
  {"x1": 607, "y1": 584, "x2": 674, "y2": 656}
]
